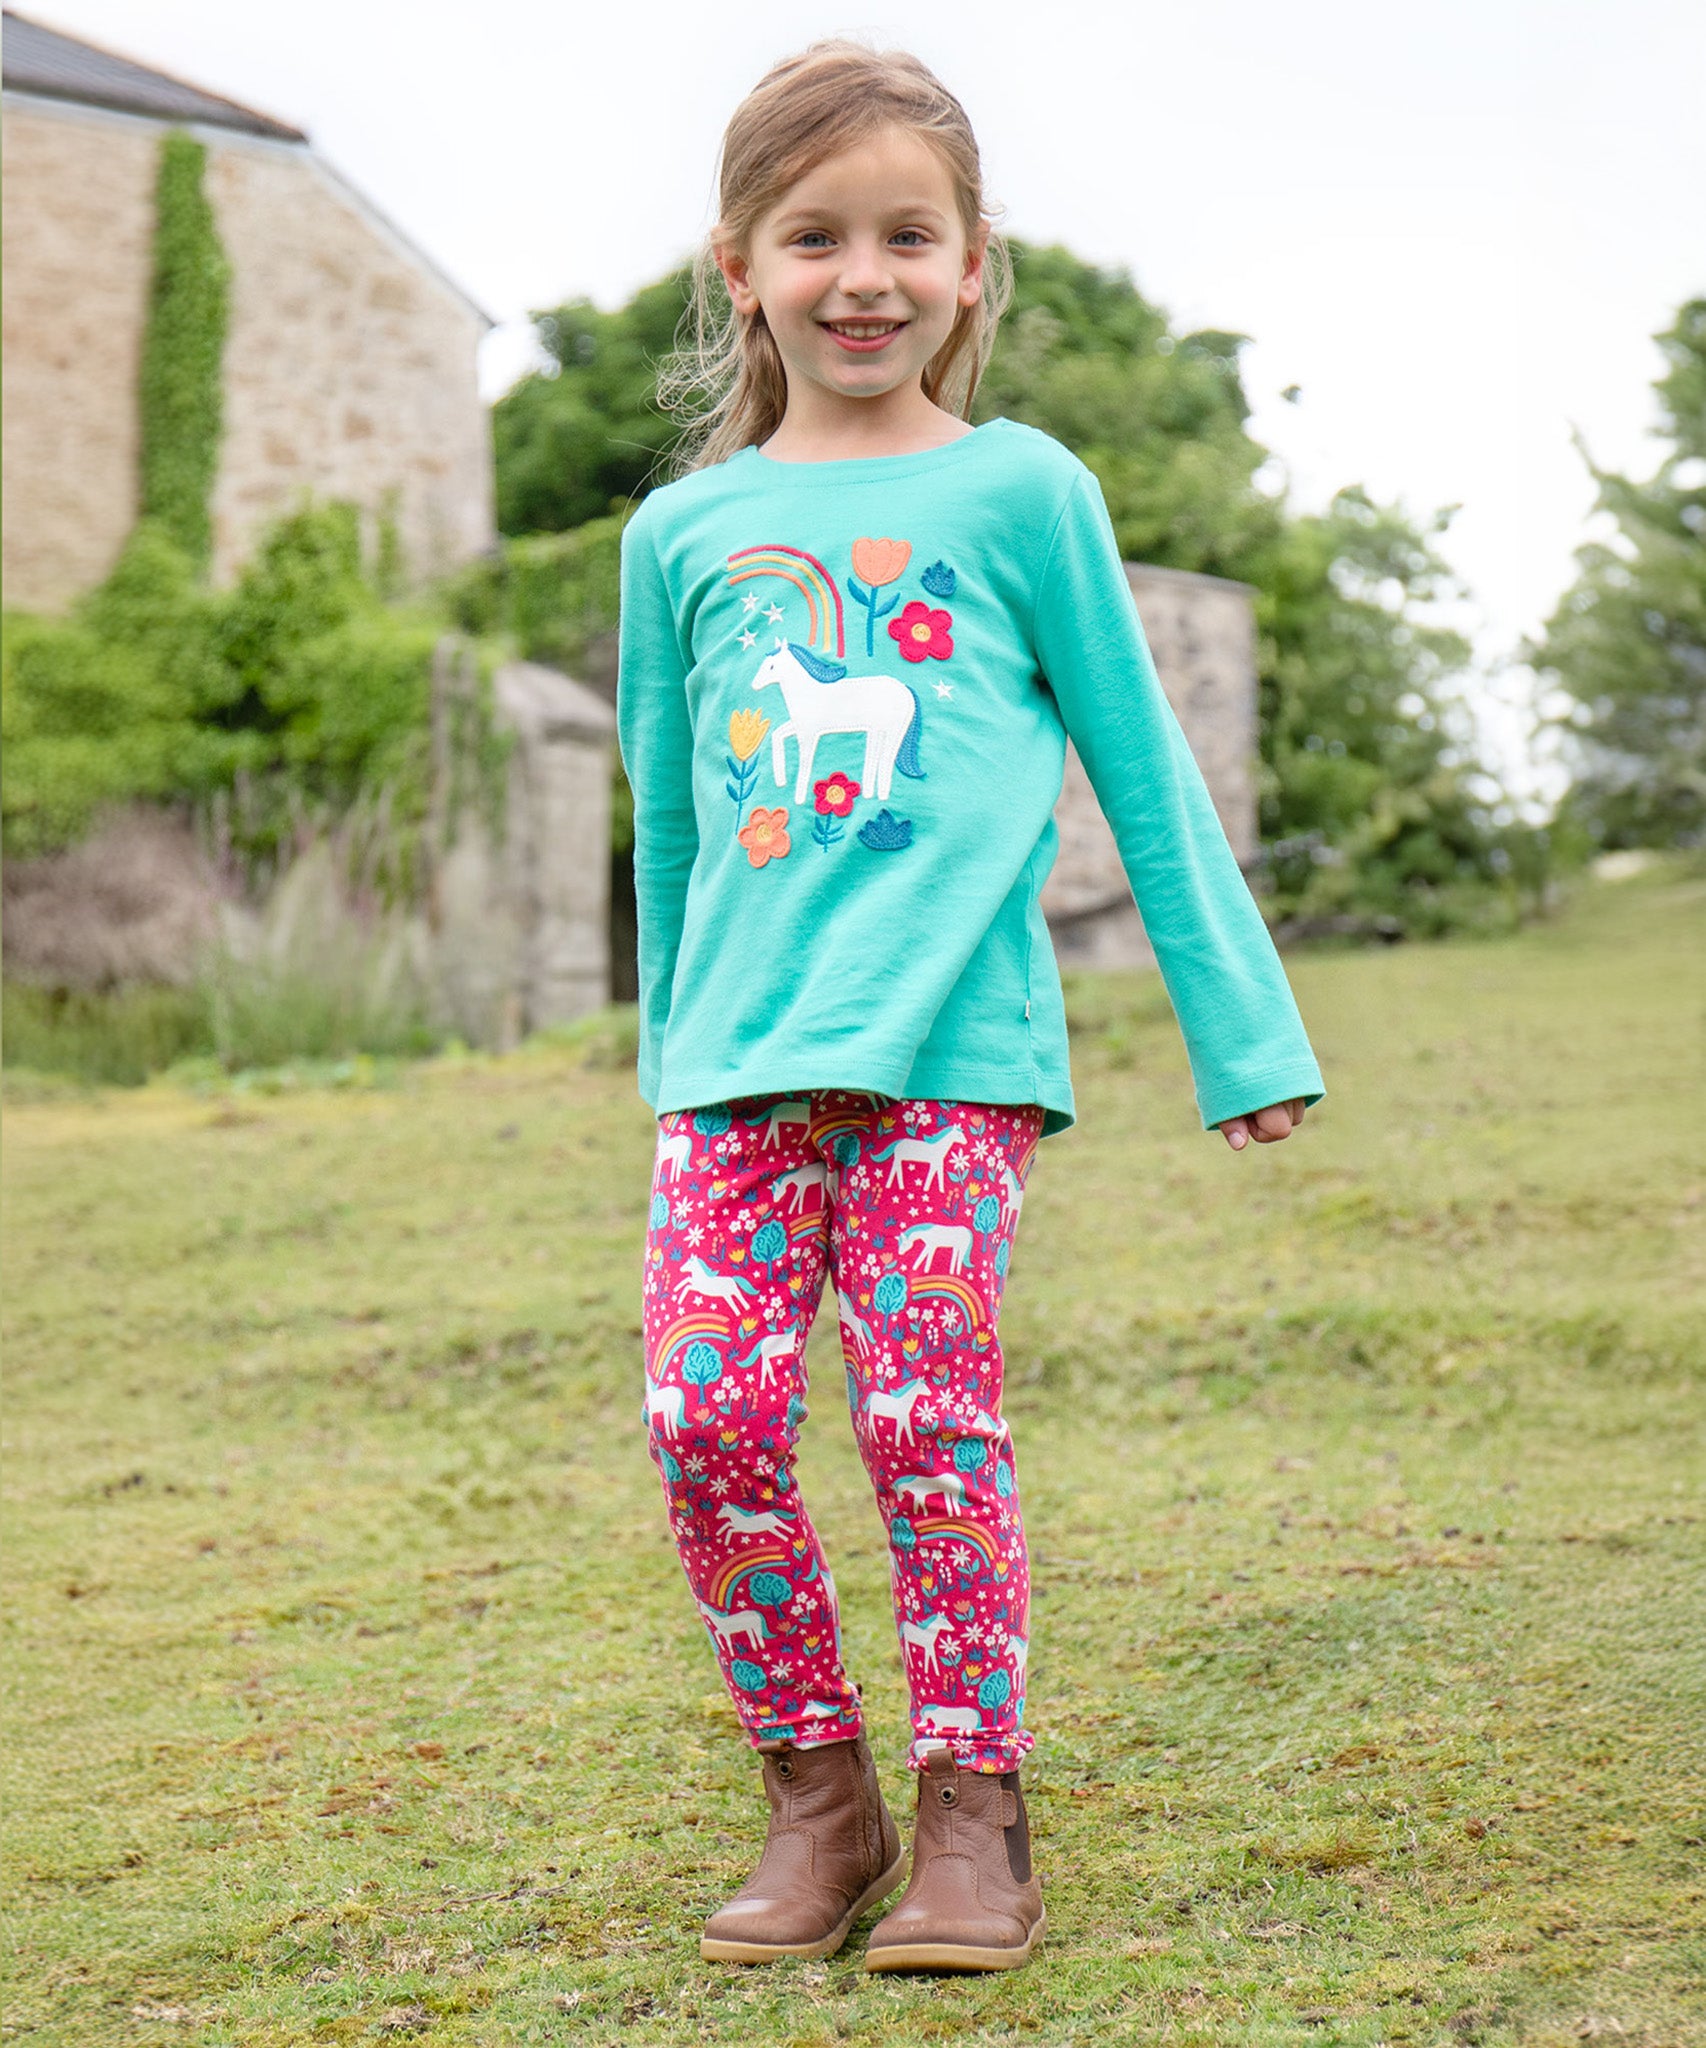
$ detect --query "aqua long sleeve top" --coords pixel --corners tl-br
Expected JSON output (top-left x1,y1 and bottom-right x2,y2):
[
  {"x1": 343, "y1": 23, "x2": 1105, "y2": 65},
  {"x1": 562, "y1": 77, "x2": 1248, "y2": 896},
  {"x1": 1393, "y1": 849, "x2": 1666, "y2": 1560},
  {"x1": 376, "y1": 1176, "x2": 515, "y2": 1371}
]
[{"x1": 615, "y1": 416, "x2": 1325, "y2": 1141}]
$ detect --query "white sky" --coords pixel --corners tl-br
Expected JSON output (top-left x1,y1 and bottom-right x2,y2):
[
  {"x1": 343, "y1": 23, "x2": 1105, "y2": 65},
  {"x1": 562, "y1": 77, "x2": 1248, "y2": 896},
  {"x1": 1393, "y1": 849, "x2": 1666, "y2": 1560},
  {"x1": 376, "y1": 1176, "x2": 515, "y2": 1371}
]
[{"x1": 13, "y1": 0, "x2": 1705, "y2": 805}]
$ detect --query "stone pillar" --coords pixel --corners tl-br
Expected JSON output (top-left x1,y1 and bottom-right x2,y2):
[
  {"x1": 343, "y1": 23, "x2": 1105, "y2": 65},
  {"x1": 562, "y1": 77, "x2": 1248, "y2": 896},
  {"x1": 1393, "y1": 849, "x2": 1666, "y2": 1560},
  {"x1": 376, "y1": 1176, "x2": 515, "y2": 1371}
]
[
  {"x1": 1042, "y1": 563, "x2": 1260, "y2": 968},
  {"x1": 493, "y1": 660, "x2": 617, "y2": 1032},
  {"x1": 424, "y1": 651, "x2": 616, "y2": 1048}
]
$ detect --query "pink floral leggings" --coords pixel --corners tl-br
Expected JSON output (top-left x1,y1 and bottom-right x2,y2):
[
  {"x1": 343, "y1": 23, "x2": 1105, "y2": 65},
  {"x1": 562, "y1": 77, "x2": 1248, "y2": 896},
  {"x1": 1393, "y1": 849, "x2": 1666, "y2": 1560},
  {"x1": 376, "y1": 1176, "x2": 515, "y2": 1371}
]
[{"x1": 641, "y1": 1090, "x2": 1045, "y2": 1775}]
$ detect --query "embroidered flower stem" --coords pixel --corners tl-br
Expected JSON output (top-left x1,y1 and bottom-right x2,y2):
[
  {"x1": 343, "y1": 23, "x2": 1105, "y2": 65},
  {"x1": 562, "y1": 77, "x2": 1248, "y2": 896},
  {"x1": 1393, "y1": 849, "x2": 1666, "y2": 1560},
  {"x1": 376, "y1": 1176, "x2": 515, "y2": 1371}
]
[
  {"x1": 846, "y1": 576, "x2": 901, "y2": 657},
  {"x1": 725, "y1": 752, "x2": 759, "y2": 821}
]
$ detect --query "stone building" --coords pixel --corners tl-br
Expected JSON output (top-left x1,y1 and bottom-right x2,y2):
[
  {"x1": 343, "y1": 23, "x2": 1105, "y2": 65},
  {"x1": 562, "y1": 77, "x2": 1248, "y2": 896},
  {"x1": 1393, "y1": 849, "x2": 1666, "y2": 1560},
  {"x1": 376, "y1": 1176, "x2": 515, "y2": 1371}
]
[{"x1": 0, "y1": 8, "x2": 496, "y2": 611}]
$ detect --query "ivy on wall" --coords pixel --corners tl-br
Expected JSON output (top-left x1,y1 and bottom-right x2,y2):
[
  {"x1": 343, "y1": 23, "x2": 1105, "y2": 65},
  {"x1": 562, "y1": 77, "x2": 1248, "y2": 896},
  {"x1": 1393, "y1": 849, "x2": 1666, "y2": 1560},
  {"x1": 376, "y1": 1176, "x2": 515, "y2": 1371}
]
[{"x1": 137, "y1": 129, "x2": 231, "y2": 567}]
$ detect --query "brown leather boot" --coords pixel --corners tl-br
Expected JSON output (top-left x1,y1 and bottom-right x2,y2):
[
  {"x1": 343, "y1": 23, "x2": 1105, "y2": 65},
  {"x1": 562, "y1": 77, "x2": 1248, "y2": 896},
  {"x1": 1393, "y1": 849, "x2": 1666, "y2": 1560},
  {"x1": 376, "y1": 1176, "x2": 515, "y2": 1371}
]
[
  {"x1": 700, "y1": 1732, "x2": 908, "y2": 1963},
  {"x1": 862, "y1": 1745, "x2": 1046, "y2": 1971}
]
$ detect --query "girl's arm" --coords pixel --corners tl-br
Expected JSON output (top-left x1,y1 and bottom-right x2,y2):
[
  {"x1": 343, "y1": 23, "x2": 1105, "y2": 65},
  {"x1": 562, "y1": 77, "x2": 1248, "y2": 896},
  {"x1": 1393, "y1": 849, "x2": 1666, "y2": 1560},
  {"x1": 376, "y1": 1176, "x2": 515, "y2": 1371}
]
[
  {"x1": 1031, "y1": 465, "x2": 1326, "y2": 1133},
  {"x1": 616, "y1": 509, "x2": 698, "y2": 1110}
]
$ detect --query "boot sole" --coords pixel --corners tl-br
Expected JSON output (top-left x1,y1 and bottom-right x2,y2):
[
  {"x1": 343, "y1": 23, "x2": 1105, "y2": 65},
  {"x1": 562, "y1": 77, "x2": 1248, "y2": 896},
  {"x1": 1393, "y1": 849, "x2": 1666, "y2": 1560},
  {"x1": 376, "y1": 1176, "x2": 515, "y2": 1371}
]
[
  {"x1": 700, "y1": 1847, "x2": 911, "y2": 1964},
  {"x1": 863, "y1": 1904, "x2": 1047, "y2": 1973}
]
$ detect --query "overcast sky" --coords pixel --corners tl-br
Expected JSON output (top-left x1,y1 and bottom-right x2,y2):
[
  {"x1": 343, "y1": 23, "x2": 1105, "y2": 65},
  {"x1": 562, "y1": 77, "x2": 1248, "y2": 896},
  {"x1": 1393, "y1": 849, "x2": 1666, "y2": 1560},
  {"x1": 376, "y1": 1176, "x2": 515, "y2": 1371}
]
[{"x1": 13, "y1": 0, "x2": 1705, "y2": 801}]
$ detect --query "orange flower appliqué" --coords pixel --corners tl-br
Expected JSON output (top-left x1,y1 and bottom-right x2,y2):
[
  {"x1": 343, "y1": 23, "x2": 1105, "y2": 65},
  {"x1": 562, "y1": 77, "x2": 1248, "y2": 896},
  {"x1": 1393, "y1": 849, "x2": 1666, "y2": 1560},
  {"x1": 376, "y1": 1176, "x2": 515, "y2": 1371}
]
[
  {"x1": 850, "y1": 536, "x2": 911, "y2": 586},
  {"x1": 738, "y1": 805, "x2": 792, "y2": 867}
]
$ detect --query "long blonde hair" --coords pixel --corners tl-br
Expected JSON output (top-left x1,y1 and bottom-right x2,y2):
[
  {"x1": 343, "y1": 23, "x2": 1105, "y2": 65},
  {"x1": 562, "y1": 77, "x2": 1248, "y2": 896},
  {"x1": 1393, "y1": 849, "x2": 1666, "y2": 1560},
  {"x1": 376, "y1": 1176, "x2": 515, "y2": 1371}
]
[{"x1": 654, "y1": 39, "x2": 1013, "y2": 478}]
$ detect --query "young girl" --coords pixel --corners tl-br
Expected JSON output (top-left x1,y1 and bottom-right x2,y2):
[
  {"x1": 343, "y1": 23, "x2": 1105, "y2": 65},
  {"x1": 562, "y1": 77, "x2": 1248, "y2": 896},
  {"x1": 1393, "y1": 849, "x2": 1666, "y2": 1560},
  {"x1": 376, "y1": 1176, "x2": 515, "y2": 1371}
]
[{"x1": 618, "y1": 39, "x2": 1324, "y2": 1975}]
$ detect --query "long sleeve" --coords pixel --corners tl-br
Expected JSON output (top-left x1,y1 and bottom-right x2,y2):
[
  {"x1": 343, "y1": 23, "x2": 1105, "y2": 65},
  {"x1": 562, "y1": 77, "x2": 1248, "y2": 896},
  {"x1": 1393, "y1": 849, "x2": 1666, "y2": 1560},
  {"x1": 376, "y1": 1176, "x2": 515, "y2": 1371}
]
[
  {"x1": 616, "y1": 508, "x2": 698, "y2": 1108},
  {"x1": 1031, "y1": 465, "x2": 1325, "y2": 1130}
]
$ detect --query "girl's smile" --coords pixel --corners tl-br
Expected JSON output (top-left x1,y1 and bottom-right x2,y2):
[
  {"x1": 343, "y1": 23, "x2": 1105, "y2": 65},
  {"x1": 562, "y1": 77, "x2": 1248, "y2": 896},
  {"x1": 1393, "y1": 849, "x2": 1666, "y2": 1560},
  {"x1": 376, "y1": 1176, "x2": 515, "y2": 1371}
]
[{"x1": 820, "y1": 317, "x2": 909, "y2": 352}]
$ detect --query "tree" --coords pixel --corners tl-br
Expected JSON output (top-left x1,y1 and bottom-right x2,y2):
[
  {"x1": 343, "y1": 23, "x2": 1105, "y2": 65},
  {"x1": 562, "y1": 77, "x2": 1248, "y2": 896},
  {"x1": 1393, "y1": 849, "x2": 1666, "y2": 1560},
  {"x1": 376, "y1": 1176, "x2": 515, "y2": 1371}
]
[
  {"x1": 492, "y1": 271, "x2": 690, "y2": 534},
  {"x1": 973, "y1": 243, "x2": 1282, "y2": 579},
  {"x1": 1242, "y1": 486, "x2": 1523, "y2": 932},
  {"x1": 1526, "y1": 298, "x2": 1706, "y2": 850},
  {"x1": 981, "y1": 246, "x2": 1535, "y2": 930}
]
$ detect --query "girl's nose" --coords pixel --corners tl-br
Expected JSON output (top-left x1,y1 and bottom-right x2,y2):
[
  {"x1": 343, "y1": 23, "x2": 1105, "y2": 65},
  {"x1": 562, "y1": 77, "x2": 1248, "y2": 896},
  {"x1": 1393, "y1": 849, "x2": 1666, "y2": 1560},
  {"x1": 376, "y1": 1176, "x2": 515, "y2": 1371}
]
[{"x1": 836, "y1": 238, "x2": 896, "y2": 301}]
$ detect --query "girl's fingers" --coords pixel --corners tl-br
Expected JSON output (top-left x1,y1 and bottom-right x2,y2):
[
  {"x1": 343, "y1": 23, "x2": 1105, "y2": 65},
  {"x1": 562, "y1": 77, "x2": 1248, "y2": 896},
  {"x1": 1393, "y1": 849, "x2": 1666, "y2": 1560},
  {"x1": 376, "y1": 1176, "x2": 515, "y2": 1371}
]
[{"x1": 1223, "y1": 1100, "x2": 1312, "y2": 1148}]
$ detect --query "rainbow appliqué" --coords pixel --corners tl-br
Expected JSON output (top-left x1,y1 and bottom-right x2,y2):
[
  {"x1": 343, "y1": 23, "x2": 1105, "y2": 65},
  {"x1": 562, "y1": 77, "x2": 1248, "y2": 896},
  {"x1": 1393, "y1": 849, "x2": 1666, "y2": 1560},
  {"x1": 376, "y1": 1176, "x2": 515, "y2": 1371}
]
[{"x1": 727, "y1": 545, "x2": 845, "y2": 657}]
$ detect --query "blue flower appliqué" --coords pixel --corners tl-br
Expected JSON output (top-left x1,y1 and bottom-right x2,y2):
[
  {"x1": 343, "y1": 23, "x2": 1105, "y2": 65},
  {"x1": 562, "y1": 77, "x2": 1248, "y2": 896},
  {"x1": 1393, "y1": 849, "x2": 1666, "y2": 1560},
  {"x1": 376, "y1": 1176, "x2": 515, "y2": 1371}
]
[{"x1": 857, "y1": 809, "x2": 915, "y2": 851}]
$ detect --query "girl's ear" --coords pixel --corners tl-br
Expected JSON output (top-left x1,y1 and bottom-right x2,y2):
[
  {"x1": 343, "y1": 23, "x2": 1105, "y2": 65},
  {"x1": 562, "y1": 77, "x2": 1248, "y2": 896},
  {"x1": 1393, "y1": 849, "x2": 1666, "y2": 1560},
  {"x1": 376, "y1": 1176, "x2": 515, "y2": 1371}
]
[
  {"x1": 958, "y1": 227, "x2": 988, "y2": 310},
  {"x1": 715, "y1": 235, "x2": 761, "y2": 319}
]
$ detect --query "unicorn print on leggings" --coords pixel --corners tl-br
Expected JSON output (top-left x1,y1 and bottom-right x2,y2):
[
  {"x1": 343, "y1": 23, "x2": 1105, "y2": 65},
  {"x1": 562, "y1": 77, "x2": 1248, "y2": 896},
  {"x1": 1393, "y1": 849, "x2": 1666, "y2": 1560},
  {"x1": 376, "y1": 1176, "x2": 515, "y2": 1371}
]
[{"x1": 868, "y1": 1122, "x2": 966, "y2": 1191}]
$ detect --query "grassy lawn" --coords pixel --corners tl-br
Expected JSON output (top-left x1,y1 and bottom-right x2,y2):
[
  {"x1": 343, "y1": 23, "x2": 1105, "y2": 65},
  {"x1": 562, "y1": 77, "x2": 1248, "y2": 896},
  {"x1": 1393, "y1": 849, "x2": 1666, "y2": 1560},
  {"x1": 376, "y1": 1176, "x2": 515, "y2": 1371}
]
[{"x1": 3, "y1": 860, "x2": 1703, "y2": 2047}]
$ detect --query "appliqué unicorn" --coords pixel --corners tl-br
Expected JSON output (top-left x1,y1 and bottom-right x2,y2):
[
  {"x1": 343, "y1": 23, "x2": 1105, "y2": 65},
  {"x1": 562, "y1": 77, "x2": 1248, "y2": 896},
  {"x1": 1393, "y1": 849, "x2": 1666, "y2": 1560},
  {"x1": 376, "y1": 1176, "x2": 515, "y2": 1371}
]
[{"x1": 749, "y1": 638, "x2": 927, "y2": 804}]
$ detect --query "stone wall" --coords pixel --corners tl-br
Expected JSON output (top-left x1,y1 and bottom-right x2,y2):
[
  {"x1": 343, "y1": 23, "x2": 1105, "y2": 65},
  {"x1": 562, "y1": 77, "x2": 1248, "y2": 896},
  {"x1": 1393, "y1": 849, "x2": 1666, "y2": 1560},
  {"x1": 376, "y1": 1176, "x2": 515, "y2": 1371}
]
[
  {"x1": 202, "y1": 132, "x2": 495, "y2": 594},
  {"x1": 1042, "y1": 563, "x2": 1260, "y2": 967},
  {"x1": 0, "y1": 93, "x2": 495, "y2": 613},
  {"x1": 0, "y1": 99, "x2": 157, "y2": 613}
]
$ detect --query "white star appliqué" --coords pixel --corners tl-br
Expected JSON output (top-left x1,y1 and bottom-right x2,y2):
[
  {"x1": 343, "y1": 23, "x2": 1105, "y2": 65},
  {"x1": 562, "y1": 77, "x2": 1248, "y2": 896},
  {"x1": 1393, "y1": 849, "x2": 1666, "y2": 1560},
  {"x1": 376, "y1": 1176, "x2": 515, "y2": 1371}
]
[
  {"x1": 932, "y1": 680, "x2": 955, "y2": 699},
  {"x1": 738, "y1": 628, "x2": 758, "y2": 649},
  {"x1": 765, "y1": 602, "x2": 786, "y2": 625},
  {"x1": 741, "y1": 591, "x2": 761, "y2": 613}
]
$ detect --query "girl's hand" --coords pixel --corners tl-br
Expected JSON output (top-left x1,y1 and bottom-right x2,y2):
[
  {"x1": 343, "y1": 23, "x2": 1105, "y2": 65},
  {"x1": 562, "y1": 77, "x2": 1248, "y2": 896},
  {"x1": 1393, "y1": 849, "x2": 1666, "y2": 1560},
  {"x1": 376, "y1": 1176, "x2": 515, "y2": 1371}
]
[{"x1": 1218, "y1": 1098, "x2": 1307, "y2": 1151}]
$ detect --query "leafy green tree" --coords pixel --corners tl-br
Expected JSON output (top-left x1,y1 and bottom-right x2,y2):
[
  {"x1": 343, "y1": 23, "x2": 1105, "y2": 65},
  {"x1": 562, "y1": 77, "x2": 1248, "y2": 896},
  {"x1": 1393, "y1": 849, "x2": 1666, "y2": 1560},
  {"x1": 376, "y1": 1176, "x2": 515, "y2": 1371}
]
[
  {"x1": 973, "y1": 243, "x2": 1283, "y2": 578},
  {"x1": 492, "y1": 272, "x2": 690, "y2": 534},
  {"x1": 981, "y1": 246, "x2": 1537, "y2": 927},
  {"x1": 1526, "y1": 298, "x2": 1706, "y2": 850},
  {"x1": 1242, "y1": 488, "x2": 1526, "y2": 930}
]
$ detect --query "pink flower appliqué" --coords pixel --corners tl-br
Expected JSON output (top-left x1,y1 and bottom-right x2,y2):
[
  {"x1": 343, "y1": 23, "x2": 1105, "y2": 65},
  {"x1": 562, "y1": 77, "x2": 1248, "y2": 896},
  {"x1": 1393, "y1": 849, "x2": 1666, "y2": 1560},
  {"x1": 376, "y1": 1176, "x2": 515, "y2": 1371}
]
[
  {"x1": 813, "y1": 774, "x2": 858, "y2": 817},
  {"x1": 889, "y1": 600, "x2": 953, "y2": 663}
]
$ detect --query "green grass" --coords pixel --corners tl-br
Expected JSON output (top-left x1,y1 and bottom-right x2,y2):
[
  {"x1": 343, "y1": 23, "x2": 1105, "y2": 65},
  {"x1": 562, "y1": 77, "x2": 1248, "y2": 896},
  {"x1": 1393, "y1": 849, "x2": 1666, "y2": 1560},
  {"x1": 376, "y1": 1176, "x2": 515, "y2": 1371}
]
[
  {"x1": 3, "y1": 860, "x2": 1703, "y2": 2047},
  {"x1": 1, "y1": 981, "x2": 211, "y2": 1087}
]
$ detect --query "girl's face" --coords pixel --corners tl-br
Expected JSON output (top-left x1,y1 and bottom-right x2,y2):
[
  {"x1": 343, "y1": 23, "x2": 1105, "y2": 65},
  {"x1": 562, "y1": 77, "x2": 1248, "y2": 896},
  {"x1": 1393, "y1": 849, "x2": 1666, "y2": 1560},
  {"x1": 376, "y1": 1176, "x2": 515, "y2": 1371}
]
[{"x1": 718, "y1": 125, "x2": 986, "y2": 414}]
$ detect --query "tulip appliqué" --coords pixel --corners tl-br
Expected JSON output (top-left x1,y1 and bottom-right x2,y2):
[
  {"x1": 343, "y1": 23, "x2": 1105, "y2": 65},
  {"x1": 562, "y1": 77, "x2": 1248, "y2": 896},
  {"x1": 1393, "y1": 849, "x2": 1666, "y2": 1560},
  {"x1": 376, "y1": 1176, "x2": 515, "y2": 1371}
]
[
  {"x1": 725, "y1": 707, "x2": 770, "y2": 818},
  {"x1": 847, "y1": 535, "x2": 912, "y2": 656}
]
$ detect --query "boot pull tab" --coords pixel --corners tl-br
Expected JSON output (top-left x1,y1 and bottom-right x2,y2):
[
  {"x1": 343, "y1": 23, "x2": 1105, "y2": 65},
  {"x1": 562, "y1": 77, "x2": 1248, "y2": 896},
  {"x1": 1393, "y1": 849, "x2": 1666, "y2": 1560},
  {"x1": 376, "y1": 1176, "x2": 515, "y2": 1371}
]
[{"x1": 923, "y1": 1744, "x2": 959, "y2": 1803}]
